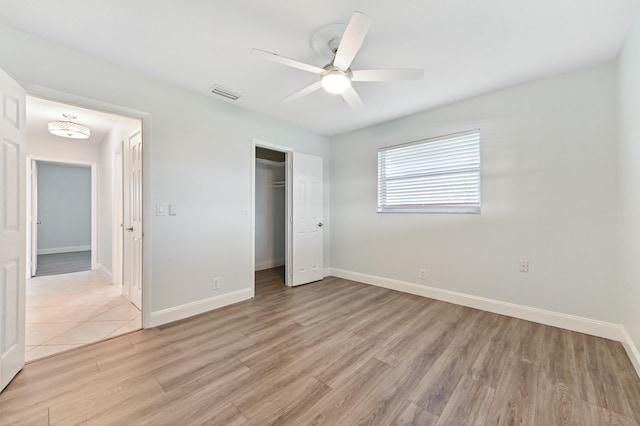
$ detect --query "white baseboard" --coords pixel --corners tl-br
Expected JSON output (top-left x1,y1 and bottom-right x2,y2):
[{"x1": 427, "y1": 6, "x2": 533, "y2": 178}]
[
  {"x1": 620, "y1": 326, "x2": 640, "y2": 378},
  {"x1": 95, "y1": 263, "x2": 113, "y2": 283},
  {"x1": 37, "y1": 245, "x2": 91, "y2": 255},
  {"x1": 255, "y1": 258, "x2": 285, "y2": 271},
  {"x1": 147, "y1": 288, "x2": 253, "y2": 328},
  {"x1": 329, "y1": 268, "x2": 624, "y2": 342}
]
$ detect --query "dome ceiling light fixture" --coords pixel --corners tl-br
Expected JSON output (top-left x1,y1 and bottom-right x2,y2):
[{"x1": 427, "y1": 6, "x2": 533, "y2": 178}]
[{"x1": 48, "y1": 113, "x2": 91, "y2": 139}]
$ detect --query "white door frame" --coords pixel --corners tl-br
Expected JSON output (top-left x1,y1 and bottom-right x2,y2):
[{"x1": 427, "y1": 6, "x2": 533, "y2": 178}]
[
  {"x1": 251, "y1": 138, "x2": 293, "y2": 293},
  {"x1": 20, "y1": 83, "x2": 152, "y2": 328},
  {"x1": 26, "y1": 157, "x2": 97, "y2": 276},
  {"x1": 30, "y1": 159, "x2": 38, "y2": 277}
]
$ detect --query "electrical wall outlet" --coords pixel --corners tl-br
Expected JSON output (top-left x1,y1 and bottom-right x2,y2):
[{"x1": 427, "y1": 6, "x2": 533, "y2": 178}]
[
  {"x1": 419, "y1": 268, "x2": 426, "y2": 280},
  {"x1": 519, "y1": 261, "x2": 529, "y2": 273},
  {"x1": 212, "y1": 277, "x2": 220, "y2": 290}
]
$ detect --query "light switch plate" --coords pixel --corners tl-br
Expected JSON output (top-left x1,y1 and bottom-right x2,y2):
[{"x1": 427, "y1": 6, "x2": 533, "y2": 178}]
[
  {"x1": 169, "y1": 204, "x2": 176, "y2": 216},
  {"x1": 156, "y1": 203, "x2": 167, "y2": 216}
]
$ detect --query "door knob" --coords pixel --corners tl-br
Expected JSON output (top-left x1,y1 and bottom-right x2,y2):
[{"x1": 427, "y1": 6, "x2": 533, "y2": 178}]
[
  {"x1": 126, "y1": 227, "x2": 134, "y2": 232},
  {"x1": 317, "y1": 222, "x2": 324, "y2": 227}
]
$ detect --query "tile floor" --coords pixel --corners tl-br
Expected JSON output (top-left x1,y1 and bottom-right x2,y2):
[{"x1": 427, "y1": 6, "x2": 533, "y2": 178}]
[{"x1": 26, "y1": 270, "x2": 141, "y2": 362}]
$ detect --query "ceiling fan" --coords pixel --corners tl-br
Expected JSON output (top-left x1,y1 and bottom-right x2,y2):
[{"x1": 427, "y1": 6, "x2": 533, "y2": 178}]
[{"x1": 252, "y1": 11, "x2": 424, "y2": 110}]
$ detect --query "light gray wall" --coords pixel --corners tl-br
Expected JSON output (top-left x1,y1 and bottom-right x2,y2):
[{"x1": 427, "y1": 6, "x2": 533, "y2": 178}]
[
  {"x1": 330, "y1": 61, "x2": 619, "y2": 323},
  {"x1": 255, "y1": 159, "x2": 285, "y2": 270},
  {"x1": 36, "y1": 161, "x2": 91, "y2": 254},
  {"x1": 618, "y1": 9, "x2": 640, "y2": 360},
  {"x1": 0, "y1": 24, "x2": 331, "y2": 316}
]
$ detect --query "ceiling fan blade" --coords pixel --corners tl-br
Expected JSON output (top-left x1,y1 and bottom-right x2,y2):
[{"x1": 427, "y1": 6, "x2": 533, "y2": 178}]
[
  {"x1": 341, "y1": 86, "x2": 364, "y2": 110},
  {"x1": 282, "y1": 81, "x2": 323, "y2": 102},
  {"x1": 252, "y1": 48, "x2": 324, "y2": 74},
  {"x1": 351, "y1": 69, "x2": 424, "y2": 82},
  {"x1": 333, "y1": 12, "x2": 371, "y2": 70}
]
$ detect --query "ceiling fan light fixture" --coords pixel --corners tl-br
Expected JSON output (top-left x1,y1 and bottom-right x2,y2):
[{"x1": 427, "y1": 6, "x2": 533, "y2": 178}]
[
  {"x1": 321, "y1": 69, "x2": 351, "y2": 94},
  {"x1": 48, "y1": 114, "x2": 91, "y2": 139}
]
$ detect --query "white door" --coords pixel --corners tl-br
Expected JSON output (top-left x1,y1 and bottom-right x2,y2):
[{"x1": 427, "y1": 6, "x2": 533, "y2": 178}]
[
  {"x1": 30, "y1": 160, "x2": 38, "y2": 277},
  {"x1": 0, "y1": 68, "x2": 26, "y2": 392},
  {"x1": 291, "y1": 152, "x2": 323, "y2": 286},
  {"x1": 123, "y1": 130, "x2": 142, "y2": 309}
]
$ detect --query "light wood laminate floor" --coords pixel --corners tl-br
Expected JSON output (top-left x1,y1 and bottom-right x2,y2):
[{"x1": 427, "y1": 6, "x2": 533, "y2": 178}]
[{"x1": 2, "y1": 268, "x2": 639, "y2": 425}]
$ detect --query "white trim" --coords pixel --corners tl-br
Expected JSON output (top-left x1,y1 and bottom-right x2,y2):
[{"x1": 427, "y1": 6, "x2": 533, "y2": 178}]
[
  {"x1": 620, "y1": 326, "x2": 640, "y2": 378},
  {"x1": 147, "y1": 288, "x2": 252, "y2": 328},
  {"x1": 328, "y1": 268, "x2": 624, "y2": 342},
  {"x1": 255, "y1": 258, "x2": 285, "y2": 271},
  {"x1": 91, "y1": 163, "x2": 97, "y2": 270},
  {"x1": 252, "y1": 138, "x2": 296, "y2": 154},
  {"x1": 37, "y1": 245, "x2": 91, "y2": 255},
  {"x1": 95, "y1": 263, "x2": 113, "y2": 282}
]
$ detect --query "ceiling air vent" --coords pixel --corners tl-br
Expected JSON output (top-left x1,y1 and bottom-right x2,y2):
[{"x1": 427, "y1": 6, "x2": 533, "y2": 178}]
[{"x1": 209, "y1": 84, "x2": 241, "y2": 101}]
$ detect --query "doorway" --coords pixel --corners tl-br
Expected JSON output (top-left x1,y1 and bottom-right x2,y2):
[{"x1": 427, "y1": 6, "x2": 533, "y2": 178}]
[
  {"x1": 30, "y1": 159, "x2": 94, "y2": 277},
  {"x1": 24, "y1": 95, "x2": 143, "y2": 361},
  {"x1": 254, "y1": 146, "x2": 287, "y2": 290},
  {"x1": 251, "y1": 139, "x2": 325, "y2": 294}
]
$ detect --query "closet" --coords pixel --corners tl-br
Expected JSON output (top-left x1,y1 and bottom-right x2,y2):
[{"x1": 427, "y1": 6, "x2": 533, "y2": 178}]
[{"x1": 255, "y1": 147, "x2": 286, "y2": 271}]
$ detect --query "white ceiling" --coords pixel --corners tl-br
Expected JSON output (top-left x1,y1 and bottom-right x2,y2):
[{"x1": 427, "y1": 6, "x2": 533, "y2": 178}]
[{"x1": 2, "y1": 1, "x2": 638, "y2": 136}]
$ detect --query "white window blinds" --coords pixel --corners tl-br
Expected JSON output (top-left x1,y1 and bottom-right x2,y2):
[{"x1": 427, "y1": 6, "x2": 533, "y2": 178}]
[{"x1": 378, "y1": 130, "x2": 481, "y2": 213}]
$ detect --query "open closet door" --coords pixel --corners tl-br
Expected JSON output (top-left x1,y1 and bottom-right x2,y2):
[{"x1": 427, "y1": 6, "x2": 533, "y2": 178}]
[
  {"x1": 0, "y1": 68, "x2": 26, "y2": 392},
  {"x1": 291, "y1": 152, "x2": 323, "y2": 286}
]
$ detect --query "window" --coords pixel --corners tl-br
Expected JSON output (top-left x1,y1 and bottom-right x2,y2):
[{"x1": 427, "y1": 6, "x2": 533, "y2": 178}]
[{"x1": 377, "y1": 129, "x2": 481, "y2": 213}]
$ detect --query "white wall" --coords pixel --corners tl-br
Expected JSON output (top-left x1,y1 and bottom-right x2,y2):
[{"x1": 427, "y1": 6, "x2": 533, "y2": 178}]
[
  {"x1": 98, "y1": 117, "x2": 140, "y2": 280},
  {"x1": 330, "y1": 62, "x2": 619, "y2": 323},
  {"x1": 26, "y1": 128, "x2": 100, "y2": 163},
  {"x1": 618, "y1": 9, "x2": 640, "y2": 363},
  {"x1": 0, "y1": 24, "x2": 331, "y2": 322},
  {"x1": 36, "y1": 161, "x2": 91, "y2": 254},
  {"x1": 255, "y1": 159, "x2": 285, "y2": 270}
]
